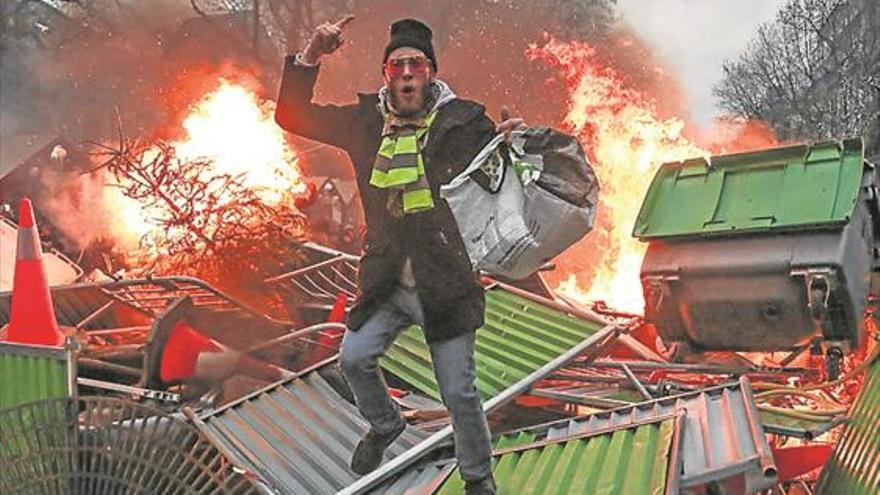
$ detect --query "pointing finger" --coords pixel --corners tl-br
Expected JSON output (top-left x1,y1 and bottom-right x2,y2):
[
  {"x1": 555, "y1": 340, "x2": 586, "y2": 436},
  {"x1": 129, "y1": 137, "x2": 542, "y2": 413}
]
[{"x1": 334, "y1": 14, "x2": 355, "y2": 29}]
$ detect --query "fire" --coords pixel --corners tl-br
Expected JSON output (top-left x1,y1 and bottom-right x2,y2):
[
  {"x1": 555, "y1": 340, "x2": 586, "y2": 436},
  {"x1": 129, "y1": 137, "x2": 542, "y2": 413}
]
[
  {"x1": 174, "y1": 80, "x2": 306, "y2": 203},
  {"x1": 528, "y1": 39, "x2": 707, "y2": 313},
  {"x1": 102, "y1": 79, "x2": 306, "y2": 267}
]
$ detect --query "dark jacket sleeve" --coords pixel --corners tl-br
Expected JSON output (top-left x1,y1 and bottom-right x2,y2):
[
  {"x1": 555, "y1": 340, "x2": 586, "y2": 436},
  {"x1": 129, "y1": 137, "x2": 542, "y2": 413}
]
[
  {"x1": 274, "y1": 55, "x2": 359, "y2": 151},
  {"x1": 442, "y1": 110, "x2": 498, "y2": 190}
]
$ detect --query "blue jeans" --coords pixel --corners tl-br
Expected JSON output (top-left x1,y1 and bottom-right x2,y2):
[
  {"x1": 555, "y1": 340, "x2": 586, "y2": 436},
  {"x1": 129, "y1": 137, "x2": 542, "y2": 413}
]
[{"x1": 339, "y1": 285, "x2": 492, "y2": 481}]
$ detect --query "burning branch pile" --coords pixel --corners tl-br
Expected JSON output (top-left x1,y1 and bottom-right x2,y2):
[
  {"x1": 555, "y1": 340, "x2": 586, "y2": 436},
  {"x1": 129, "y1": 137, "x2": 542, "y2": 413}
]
[{"x1": 92, "y1": 135, "x2": 307, "y2": 287}]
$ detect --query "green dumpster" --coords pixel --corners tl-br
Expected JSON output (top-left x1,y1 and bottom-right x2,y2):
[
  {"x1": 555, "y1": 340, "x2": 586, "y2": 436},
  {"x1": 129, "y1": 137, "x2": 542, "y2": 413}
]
[{"x1": 635, "y1": 138, "x2": 877, "y2": 371}]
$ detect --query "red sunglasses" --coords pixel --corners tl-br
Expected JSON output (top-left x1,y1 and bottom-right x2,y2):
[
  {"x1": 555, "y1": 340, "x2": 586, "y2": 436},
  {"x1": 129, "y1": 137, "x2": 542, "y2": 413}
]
[{"x1": 383, "y1": 56, "x2": 431, "y2": 79}]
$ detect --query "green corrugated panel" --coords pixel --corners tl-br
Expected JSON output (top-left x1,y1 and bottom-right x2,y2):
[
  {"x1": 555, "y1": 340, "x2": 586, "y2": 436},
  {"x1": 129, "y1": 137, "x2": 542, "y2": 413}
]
[
  {"x1": 816, "y1": 354, "x2": 880, "y2": 494},
  {"x1": 437, "y1": 418, "x2": 677, "y2": 495},
  {"x1": 0, "y1": 346, "x2": 69, "y2": 470},
  {"x1": 380, "y1": 287, "x2": 606, "y2": 401},
  {"x1": 759, "y1": 409, "x2": 843, "y2": 439},
  {"x1": 633, "y1": 138, "x2": 865, "y2": 239},
  {"x1": 0, "y1": 351, "x2": 68, "y2": 412}
]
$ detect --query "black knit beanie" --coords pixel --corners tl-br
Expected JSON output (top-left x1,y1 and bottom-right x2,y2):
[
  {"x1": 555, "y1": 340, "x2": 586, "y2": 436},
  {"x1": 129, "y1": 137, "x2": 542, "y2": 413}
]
[{"x1": 383, "y1": 19, "x2": 437, "y2": 72}]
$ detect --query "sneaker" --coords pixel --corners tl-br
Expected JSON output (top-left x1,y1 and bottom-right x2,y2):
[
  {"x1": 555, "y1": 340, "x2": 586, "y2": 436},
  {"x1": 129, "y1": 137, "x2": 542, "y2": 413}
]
[
  {"x1": 350, "y1": 421, "x2": 406, "y2": 475},
  {"x1": 464, "y1": 474, "x2": 497, "y2": 495}
]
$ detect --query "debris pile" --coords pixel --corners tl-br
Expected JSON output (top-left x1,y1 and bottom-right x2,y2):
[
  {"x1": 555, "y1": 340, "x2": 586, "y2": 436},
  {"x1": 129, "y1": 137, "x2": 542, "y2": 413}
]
[{"x1": 2, "y1": 137, "x2": 879, "y2": 495}]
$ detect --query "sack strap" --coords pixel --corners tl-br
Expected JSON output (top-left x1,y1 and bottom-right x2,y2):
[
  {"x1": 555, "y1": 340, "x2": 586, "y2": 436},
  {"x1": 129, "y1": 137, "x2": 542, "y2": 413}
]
[{"x1": 442, "y1": 129, "x2": 529, "y2": 192}]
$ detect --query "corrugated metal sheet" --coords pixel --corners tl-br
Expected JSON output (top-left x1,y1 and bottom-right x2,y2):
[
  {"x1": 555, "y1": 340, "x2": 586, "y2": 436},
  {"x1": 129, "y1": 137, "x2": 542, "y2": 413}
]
[
  {"x1": 378, "y1": 461, "x2": 456, "y2": 495},
  {"x1": 0, "y1": 342, "x2": 69, "y2": 412},
  {"x1": 816, "y1": 354, "x2": 880, "y2": 494},
  {"x1": 531, "y1": 377, "x2": 777, "y2": 494},
  {"x1": 435, "y1": 415, "x2": 681, "y2": 495},
  {"x1": 197, "y1": 365, "x2": 430, "y2": 494},
  {"x1": 380, "y1": 287, "x2": 607, "y2": 401},
  {"x1": 379, "y1": 378, "x2": 772, "y2": 495},
  {"x1": 759, "y1": 409, "x2": 845, "y2": 440},
  {"x1": 375, "y1": 416, "x2": 682, "y2": 495}
]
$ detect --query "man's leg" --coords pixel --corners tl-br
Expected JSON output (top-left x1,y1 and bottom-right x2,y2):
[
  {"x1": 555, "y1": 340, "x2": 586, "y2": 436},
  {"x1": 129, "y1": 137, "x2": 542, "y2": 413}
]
[
  {"x1": 339, "y1": 295, "x2": 413, "y2": 435},
  {"x1": 429, "y1": 331, "x2": 494, "y2": 485},
  {"x1": 339, "y1": 288, "x2": 415, "y2": 474}
]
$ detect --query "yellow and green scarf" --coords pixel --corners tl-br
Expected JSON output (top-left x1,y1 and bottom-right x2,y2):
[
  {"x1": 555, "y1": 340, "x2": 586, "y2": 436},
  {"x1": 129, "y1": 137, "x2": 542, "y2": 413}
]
[{"x1": 369, "y1": 111, "x2": 437, "y2": 214}]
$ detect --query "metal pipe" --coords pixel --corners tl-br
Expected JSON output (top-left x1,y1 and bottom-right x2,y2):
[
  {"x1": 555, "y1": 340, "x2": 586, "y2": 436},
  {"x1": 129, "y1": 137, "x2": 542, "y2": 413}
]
[
  {"x1": 263, "y1": 254, "x2": 349, "y2": 282},
  {"x1": 301, "y1": 241, "x2": 360, "y2": 260},
  {"x1": 335, "y1": 323, "x2": 622, "y2": 495},
  {"x1": 74, "y1": 300, "x2": 116, "y2": 330},
  {"x1": 78, "y1": 357, "x2": 142, "y2": 378},
  {"x1": 83, "y1": 344, "x2": 143, "y2": 361},
  {"x1": 528, "y1": 388, "x2": 633, "y2": 409},
  {"x1": 242, "y1": 323, "x2": 347, "y2": 353},
  {"x1": 291, "y1": 277, "x2": 330, "y2": 299},
  {"x1": 65, "y1": 335, "x2": 79, "y2": 399},
  {"x1": 316, "y1": 270, "x2": 357, "y2": 298},
  {"x1": 82, "y1": 325, "x2": 151, "y2": 336},
  {"x1": 77, "y1": 377, "x2": 180, "y2": 402},
  {"x1": 587, "y1": 359, "x2": 759, "y2": 374},
  {"x1": 100, "y1": 275, "x2": 297, "y2": 325},
  {"x1": 739, "y1": 376, "x2": 779, "y2": 481},
  {"x1": 328, "y1": 264, "x2": 357, "y2": 286},
  {"x1": 620, "y1": 363, "x2": 653, "y2": 400}
]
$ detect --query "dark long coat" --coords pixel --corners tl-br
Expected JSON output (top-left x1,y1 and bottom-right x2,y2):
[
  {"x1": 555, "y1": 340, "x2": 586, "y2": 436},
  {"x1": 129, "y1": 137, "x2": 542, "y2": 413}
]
[{"x1": 275, "y1": 56, "x2": 496, "y2": 342}]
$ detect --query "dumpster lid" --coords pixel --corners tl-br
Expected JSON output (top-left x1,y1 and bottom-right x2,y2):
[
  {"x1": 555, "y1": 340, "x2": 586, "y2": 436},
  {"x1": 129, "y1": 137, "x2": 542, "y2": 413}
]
[{"x1": 633, "y1": 138, "x2": 866, "y2": 240}]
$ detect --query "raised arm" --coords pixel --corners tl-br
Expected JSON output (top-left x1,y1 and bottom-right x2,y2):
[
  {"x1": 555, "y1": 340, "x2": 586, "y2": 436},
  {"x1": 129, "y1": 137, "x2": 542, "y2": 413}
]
[{"x1": 274, "y1": 15, "x2": 358, "y2": 150}]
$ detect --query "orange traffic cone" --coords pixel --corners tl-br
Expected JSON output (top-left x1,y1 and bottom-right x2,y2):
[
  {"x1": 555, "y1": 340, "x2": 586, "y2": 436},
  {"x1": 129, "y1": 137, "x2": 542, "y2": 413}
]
[
  {"x1": 4, "y1": 198, "x2": 64, "y2": 347},
  {"x1": 143, "y1": 297, "x2": 294, "y2": 389},
  {"x1": 312, "y1": 291, "x2": 347, "y2": 361},
  {"x1": 327, "y1": 291, "x2": 348, "y2": 324}
]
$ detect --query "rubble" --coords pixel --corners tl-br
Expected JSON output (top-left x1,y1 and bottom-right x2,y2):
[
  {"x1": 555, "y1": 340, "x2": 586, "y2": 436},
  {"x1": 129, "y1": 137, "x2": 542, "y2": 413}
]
[{"x1": 1, "y1": 146, "x2": 879, "y2": 494}]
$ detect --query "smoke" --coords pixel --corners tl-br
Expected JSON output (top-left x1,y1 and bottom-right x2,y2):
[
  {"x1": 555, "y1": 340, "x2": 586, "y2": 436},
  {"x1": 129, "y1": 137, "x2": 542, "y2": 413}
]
[
  {"x1": 38, "y1": 167, "x2": 129, "y2": 251},
  {"x1": 0, "y1": 1, "x2": 265, "y2": 149},
  {"x1": 3, "y1": 0, "x2": 782, "y2": 301},
  {"x1": 3, "y1": 1, "x2": 694, "y2": 161},
  {"x1": 617, "y1": 0, "x2": 787, "y2": 126},
  {"x1": 308, "y1": 0, "x2": 689, "y2": 130}
]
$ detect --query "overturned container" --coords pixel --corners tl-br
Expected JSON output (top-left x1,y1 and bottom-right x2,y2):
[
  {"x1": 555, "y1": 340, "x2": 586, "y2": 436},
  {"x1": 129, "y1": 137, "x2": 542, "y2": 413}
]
[{"x1": 634, "y1": 138, "x2": 878, "y2": 371}]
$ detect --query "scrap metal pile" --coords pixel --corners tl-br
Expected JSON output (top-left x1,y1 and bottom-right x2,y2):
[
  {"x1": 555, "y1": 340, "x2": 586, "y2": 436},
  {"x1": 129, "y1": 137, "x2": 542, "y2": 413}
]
[{"x1": 2, "y1": 138, "x2": 879, "y2": 494}]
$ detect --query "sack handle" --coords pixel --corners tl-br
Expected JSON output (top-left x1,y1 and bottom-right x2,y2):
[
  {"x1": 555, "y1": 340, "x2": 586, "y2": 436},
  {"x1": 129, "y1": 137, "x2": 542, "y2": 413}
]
[{"x1": 443, "y1": 129, "x2": 528, "y2": 191}]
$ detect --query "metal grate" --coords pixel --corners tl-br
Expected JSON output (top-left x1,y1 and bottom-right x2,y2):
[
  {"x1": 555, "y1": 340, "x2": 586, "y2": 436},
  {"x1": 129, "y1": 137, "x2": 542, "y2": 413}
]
[
  {"x1": 264, "y1": 243, "x2": 359, "y2": 311},
  {"x1": 0, "y1": 396, "x2": 257, "y2": 494}
]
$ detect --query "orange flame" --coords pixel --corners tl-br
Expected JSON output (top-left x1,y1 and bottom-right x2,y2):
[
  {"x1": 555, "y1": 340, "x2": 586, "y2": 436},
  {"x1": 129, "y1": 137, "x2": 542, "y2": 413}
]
[
  {"x1": 104, "y1": 79, "x2": 305, "y2": 261},
  {"x1": 529, "y1": 39, "x2": 708, "y2": 313},
  {"x1": 175, "y1": 80, "x2": 306, "y2": 202}
]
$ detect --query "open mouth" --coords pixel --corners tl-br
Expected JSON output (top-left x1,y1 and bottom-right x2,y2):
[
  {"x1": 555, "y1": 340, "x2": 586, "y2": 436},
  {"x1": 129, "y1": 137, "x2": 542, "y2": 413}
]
[{"x1": 401, "y1": 85, "x2": 416, "y2": 96}]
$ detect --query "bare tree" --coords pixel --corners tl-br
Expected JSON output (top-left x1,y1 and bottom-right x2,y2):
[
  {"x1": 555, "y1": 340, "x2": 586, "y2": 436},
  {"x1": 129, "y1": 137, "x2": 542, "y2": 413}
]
[
  {"x1": 715, "y1": 0, "x2": 880, "y2": 160},
  {"x1": 91, "y1": 132, "x2": 308, "y2": 290}
]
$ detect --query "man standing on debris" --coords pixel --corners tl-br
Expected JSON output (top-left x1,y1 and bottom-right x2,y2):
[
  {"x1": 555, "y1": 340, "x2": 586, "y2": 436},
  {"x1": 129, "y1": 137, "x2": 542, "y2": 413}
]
[{"x1": 276, "y1": 15, "x2": 524, "y2": 495}]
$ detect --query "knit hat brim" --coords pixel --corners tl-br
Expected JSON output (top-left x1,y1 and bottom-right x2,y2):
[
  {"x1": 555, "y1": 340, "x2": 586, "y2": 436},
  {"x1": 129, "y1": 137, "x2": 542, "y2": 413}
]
[{"x1": 383, "y1": 19, "x2": 437, "y2": 72}]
